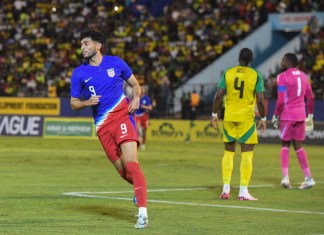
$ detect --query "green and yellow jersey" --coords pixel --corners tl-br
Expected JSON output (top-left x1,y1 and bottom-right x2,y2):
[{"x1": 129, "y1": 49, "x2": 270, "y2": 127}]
[{"x1": 218, "y1": 65, "x2": 264, "y2": 122}]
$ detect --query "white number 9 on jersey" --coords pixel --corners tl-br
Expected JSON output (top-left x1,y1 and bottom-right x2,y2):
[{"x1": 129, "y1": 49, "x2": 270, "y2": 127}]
[
  {"x1": 121, "y1": 123, "x2": 128, "y2": 134},
  {"x1": 89, "y1": 86, "x2": 96, "y2": 96}
]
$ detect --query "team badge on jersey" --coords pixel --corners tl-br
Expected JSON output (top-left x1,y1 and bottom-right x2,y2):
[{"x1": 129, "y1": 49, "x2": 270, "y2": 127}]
[{"x1": 107, "y1": 68, "x2": 115, "y2": 77}]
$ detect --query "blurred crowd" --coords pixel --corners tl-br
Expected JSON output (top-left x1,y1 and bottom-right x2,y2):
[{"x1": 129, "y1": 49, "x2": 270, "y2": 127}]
[
  {"x1": 0, "y1": 0, "x2": 323, "y2": 105},
  {"x1": 264, "y1": 15, "x2": 324, "y2": 100},
  {"x1": 299, "y1": 16, "x2": 324, "y2": 100}
]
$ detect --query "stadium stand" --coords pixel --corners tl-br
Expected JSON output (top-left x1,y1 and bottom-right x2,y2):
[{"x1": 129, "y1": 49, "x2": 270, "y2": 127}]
[
  {"x1": 263, "y1": 15, "x2": 324, "y2": 100},
  {"x1": 0, "y1": 0, "x2": 323, "y2": 107},
  {"x1": 299, "y1": 16, "x2": 324, "y2": 100}
]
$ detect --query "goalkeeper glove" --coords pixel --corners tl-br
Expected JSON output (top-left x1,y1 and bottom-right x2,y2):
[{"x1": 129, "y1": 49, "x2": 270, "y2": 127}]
[
  {"x1": 305, "y1": 114, "x2": 314, "y2": 132},
  {"x1": 272, "y1": 115, "x2": 279, "y2": 129}
]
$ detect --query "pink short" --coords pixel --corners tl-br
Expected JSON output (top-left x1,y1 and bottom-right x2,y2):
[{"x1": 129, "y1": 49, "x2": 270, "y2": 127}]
[
  {"x1": 135, "y1": 113, "x2": 149, "y2": 129},
  {"x1": 97, "y1": 115, "x2": 139, "y2": 163},
  {"x1": 279, "y1": 120, "x2": 305, "y2": 141}
]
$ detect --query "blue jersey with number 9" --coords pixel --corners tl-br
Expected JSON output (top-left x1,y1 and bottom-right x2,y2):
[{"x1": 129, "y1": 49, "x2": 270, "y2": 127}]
[{"x1": 70, "y1": 55, "x2": 133, "y2": 128}]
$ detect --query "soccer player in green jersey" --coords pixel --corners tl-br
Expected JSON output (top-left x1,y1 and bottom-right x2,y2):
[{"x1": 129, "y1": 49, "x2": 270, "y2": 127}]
[{"x1": 211, "y1": 48, "x2": 266, "y2": 201}]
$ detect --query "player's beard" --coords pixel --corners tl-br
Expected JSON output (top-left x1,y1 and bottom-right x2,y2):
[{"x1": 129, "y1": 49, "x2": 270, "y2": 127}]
[{"x1": 83, "y1": 49, "x2": 97, "y2": 60}]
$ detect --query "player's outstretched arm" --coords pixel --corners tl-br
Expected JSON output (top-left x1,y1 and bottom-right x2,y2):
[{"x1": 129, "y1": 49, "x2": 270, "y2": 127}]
[
  {"x1": 70, "y1": 96, "x2": 101, "y2": 110},
  {"x1": 211, "y1": 88, "x2": 225, "y2": 129},
  {"x1": 126, "y1": 74, "x2": 141, "y2": 113},
  {"x1": 256, "y1": 92, "x2": 266, "y2": 134},
  {"x1": 141, "y1": 104, "x2": 153, "y2": 111}
]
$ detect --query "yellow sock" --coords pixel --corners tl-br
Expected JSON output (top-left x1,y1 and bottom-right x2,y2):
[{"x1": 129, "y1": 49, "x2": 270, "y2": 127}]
[
  {"x1": 222, "y1": 150, "x2": 235, "y2": 185},
  {"x1": 240, "y1": 151, "x2": 253, "y2": 187}
]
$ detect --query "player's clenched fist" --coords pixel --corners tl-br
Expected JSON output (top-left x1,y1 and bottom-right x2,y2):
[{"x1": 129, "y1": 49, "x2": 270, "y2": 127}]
[{"x1": 88, "y1": 95, "x2": 101, "y2": 106}]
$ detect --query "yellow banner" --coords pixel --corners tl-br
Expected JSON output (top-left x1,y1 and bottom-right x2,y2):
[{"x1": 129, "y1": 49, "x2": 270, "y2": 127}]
[
  {"x1": 0, "y1": 97, "x2": 60, "y2": 115},
  {"x1": 147, "y1": 119, "x2": 224, "y2": 143},
  {"x1": 147, "y1": 119, "x2": 190, "y2": 142},
  {"x1": 190, "y1": 120, "x2": 223, "y2": 143}
]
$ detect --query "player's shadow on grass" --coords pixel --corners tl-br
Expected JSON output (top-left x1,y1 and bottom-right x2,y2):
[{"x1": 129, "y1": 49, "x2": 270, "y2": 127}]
[{"x1": 74, "y1": 205, "x2": 134, "y2": 223}]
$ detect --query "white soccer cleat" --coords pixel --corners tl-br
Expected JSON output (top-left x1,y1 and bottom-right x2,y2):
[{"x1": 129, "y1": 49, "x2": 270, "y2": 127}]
[
  {"x1": 238, "y1": 192, "x2": 258, "y2": 201},
  {"x1": 219, "y1": 192, "x2": 230, "y2": 200},
  {"x1": 281, "y1": 176, "x2": 292, "y2": 189},
  {"x1": 298, "y1": 177, "x2": 315, "y2": 189},
  {"x1": 134, "y1": 215, "x2": 148, "y2": 229}
]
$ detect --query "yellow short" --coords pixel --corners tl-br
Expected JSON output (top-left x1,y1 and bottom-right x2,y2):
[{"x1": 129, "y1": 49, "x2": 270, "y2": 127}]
[{"x1": 223, "y1": 120, "x2": 258, "y2": 144}]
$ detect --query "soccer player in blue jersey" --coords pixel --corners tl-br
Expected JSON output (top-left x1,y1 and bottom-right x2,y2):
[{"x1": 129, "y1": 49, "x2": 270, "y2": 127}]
[
  {"x1": 135, "y1": 86, "x2": 153, "y2": 150},
  {"x1": 70, "y1": 29, "x2": 148, "y2": 229}
]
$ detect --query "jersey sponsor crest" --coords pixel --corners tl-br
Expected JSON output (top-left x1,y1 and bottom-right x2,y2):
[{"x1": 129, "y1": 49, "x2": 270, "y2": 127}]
[{"x1": 107, "y1": 68, "x2": 115, "y2": 77}]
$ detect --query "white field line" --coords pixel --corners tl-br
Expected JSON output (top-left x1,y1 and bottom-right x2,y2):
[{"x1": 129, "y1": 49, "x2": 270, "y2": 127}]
[
  {"x1": 62, "y1": 185, "x2": 274, "y2": 195},
  {"x1": 63, "y1": 182, "x2": 324, "y2": 195},
  {"x1": 63, "y1": 187, "x2": 216, "y2": 195},
  {"x1": 62, "y1": 186, "x2": 324, "y2": 216}
]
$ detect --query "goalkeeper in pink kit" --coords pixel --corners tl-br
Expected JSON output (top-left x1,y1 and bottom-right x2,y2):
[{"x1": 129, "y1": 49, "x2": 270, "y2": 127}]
[{"x1": 272, "y1": 53, "x2": 315, "y2": 189}]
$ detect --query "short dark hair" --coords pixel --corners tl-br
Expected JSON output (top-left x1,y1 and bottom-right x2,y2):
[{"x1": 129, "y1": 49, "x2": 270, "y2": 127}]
[
  {"x1": 239, "y1": 48, "x2": 253, "y2": 64},
  {"x1": 284, "y1": 53, "x2": 299, "y2": 67},
  {"x1": 80, "y1": 28, "x2": 104, "y2": 43}
]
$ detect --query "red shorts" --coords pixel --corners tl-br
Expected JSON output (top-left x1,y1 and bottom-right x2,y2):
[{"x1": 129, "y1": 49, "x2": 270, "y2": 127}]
[
  {"x1": 97, "y1": 115, "x2": 139, "y2": 163},
  {"x1": 135, "y1": 113, "x2": 149, "y2": 129},
  {"x1": 279, "y1": 120, "x2": 305, "y2": 141}
]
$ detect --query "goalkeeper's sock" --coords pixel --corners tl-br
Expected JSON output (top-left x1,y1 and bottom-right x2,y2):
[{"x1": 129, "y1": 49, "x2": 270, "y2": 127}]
[
  {"x1": 118, "y1": 169, "x2": 133, "y2": 184},
  {"x1": 280, "y1": 147, "x2": 290, "y2": 177},
  {"x1": 240, "y1": 151, "x2": 253, "y2": 187},
  {"x1": 296, "y1": 148, "x2": 311, "y2": 178},
  {"x1": 126, "y1": 162, "x2": 147, "y2": 208},
  {"x1": 222, "y1": 150, "x2": 235, "y2": 185}
]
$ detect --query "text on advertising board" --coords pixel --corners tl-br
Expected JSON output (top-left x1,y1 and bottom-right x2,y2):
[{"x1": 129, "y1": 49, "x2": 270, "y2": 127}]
[
  {"x1": 0, "y1": 115, "x2": 43, "y2": 136},
  {"x1": 0, "y1": 97, "x2": 60, "y2": 115}
]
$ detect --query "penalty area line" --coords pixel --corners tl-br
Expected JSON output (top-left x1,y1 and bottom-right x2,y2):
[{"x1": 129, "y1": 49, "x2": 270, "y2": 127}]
[{"x1": 62, "y1": 190, "x2": 324, "y2": 216}]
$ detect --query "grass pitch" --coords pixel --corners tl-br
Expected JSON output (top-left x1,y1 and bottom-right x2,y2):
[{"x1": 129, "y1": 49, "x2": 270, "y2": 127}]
[{"x1": 0, "y1": 136, "x2": 323, "y2": 235}]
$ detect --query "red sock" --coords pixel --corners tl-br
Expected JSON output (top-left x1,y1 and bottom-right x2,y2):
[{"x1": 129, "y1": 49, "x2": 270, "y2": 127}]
[
  {"x1": 125, "y1": 162, "x2": 147, "y2": 207},
  {"x1": 118, "y1": 169, "x2": 133, "y2": 184}
]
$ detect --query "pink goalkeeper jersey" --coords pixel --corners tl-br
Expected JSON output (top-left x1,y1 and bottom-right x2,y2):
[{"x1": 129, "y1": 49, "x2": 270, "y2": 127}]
[{"x1": 274, "y1": 68, "x2": 314, "y2": 121}]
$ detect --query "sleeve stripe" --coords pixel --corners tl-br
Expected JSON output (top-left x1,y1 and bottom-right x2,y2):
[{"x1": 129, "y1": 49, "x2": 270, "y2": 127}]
[{"x1": 278, "y1": 85, "x2": 286, "y2": 92}]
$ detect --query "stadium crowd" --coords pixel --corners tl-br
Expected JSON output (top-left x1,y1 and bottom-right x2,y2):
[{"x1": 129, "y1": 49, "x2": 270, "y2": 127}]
[
  {"x1": 264, "y1": 15, "x2": 324, "y2": 100},
  {"x1": 0, "y1": 0, "x2": 323, "y2": 105},
  {"x1": 299, "y1": 15, "x2": 324, "y2": 100}
]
